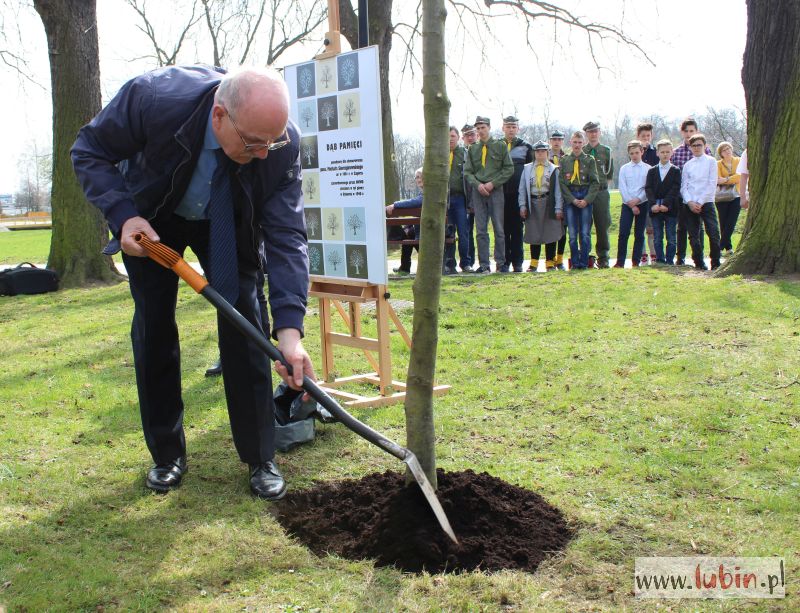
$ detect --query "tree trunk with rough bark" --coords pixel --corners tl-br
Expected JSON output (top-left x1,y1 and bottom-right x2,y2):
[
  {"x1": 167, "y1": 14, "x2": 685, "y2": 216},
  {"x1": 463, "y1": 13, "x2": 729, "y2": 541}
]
[
  {"x1": 403, "y1": 0, "x2": 449, "y2": 488},
  {"x1": 339, "y1": 0, "x2": 400, "y2": 203},
  {"x1": 34, "y1": 0, "x2": 120, "y2": 287},
  {"x1": 720, "y1": 0, "x2": 800, "y2": 275}
]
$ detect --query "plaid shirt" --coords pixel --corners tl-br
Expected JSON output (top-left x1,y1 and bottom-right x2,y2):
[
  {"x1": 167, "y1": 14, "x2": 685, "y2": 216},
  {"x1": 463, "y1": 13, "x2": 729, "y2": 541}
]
[{"x1": 671, "y1": 143, "x2": 712, "y2": 170}]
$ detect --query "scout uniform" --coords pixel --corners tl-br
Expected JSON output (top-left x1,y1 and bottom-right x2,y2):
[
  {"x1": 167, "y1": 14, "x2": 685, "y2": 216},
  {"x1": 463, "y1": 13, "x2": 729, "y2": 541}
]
[
  {"x1": 461, "y1": 123, "x2": 477, "y2": 267},
  {"x1": 583, "y1": 121, "x2": 614, "y2": 268},
  {"x1": 548, "y1": 130, "x2": 568, "y2": 269},
  {"x1": 518, "y1": 141, "x2": 563, "y2": 271},
  {"x1": 501, "y1": 115, "x2": 534, "y2": 272},
  {"x1": 463, "y1": 115, "x2": 514, "y2": 272},
  {"x1": 559, "y1": 146, "x2": 599, "y2": 270}
]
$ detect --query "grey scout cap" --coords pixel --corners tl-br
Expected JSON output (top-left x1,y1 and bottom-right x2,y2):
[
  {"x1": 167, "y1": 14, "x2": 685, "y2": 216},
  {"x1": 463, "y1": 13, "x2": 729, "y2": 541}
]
[
  {"x1": 582, "y1": 121, "x2": 600, "y2": 131},
  {"x1": 550, "y1": 130, "x2": 565, "y2": 139},
  {"x1": 502, "y1": 115, "x2": 519, "y2": 125},
  {"x1": 532, "y1": 140, "x2": 549, "y2": 151},
  {"x1": 461, "y1": 123, "x2": 476, "y2": 133},
  {"x1": 474, "y1": 115, "x2": 491, "y2": 126}
]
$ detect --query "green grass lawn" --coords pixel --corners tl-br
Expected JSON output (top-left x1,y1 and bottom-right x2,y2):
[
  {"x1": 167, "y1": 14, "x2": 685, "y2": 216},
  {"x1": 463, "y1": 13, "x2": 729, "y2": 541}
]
[{"x1": 1, "y1": 260, "x2": 797, "y2": 611}]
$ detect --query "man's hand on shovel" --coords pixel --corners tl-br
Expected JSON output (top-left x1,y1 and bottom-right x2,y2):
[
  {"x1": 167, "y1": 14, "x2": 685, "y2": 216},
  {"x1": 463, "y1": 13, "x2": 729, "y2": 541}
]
[
  {"x1": 274, "y1": 328, "x2": 316, "y2": 401},
  {"x1": 121, "y1": 217, "x2": 160, "y2": 257}
]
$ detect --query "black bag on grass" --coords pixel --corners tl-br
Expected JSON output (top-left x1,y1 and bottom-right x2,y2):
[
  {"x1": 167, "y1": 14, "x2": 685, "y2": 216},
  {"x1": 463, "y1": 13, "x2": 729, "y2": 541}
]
[
  {"x1": 273, "y1": 383, "x2": 335, "y2": 452},
  {"x1": 0, "y1": 263, "x2": 59, "y2": 296}
]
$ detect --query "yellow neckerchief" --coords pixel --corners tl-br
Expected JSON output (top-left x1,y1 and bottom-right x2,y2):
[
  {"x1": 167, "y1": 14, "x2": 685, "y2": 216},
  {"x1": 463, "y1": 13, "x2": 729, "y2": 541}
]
[
  {"x1": 535, "y1": 164, "x2": 545, "y2": 189},
  {"x1": 449, "y1": 150, "x2": 453, "y2": 171},
  {"x1": 481, "y1": 143, "x2": 487, "y2": 167},
  {"x1": 507, "y1": 139, "x2": 513, "y2": 152},
  {"x1": 571, "y1": 158, "x2": 580, "y2": 184}
]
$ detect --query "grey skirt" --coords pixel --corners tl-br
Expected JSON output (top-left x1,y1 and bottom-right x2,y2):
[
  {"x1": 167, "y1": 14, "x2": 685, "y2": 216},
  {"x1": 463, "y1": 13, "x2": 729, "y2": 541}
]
[{"x1": 523, "y1": 195, "x2": 564, "y2": 244}]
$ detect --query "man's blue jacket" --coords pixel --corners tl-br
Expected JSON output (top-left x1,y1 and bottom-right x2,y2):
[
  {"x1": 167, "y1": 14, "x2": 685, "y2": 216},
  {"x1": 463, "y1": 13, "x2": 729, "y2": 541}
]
[{"x1": 71, "y1": 65, "x2": 308, "y2": 335}]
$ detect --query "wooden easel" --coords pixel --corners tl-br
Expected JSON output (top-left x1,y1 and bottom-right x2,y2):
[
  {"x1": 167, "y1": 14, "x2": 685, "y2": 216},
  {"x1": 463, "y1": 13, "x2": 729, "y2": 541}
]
[{"x1": 309, "y1": 276, "x2": 450, "y2": 408}]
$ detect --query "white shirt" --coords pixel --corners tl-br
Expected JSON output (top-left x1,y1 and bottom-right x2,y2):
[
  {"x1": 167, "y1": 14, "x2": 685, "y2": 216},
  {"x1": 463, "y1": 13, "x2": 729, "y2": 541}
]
[
  {"x1": 658, "y1": 161, "x2": 673, "y2": 181},
  {"x1": 737, "y1": 149, "x2": 748, "y2": 174},
  {"x1": 618, "y1": 160, "x2": 650, "y2": 204},
  {"x1": 681, "y1": 154, "x2": 717, "y2": 204}
]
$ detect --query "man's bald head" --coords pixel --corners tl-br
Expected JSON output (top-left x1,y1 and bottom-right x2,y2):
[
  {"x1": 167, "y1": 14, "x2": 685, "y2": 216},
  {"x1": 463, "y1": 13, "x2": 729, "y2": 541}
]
[{"x1": 212, "y1": 67, "x2": 290, "y2": 164}]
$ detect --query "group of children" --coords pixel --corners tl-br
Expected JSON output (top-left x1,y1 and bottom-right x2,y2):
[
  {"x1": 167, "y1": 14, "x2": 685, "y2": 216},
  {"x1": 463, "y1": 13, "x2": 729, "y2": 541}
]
[{"x1": 388, "y1": 117, "x2": 746, "y2": 274}]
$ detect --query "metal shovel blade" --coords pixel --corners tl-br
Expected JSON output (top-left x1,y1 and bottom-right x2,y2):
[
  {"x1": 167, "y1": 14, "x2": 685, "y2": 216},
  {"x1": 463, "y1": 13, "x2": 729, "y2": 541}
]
[{"x1": 403, "y1": 451, "x2": 459, "y2": 545}]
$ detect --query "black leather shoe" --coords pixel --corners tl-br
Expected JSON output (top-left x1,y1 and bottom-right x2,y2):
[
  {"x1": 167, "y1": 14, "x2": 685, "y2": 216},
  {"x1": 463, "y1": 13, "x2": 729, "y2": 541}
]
[
  {"x1": 205, "y1": 358, "x2": 222, "y2": 377},
  {"x1": 249, "y1": 461, "x2": 287, "y2": 500},
  {"x1": 146, "y1": 456, "x2": 187, "y2": 493}
]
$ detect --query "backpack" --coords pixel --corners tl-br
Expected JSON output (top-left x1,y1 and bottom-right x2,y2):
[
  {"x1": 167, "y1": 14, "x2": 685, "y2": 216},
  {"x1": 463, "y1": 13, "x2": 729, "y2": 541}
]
[{"x1": 0, "y1": 263, "x2": 59, "y2": 296}]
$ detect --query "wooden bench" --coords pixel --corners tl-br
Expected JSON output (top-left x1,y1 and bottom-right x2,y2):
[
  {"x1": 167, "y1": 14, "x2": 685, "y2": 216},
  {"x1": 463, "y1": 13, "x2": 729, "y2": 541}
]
[{"x1": 385, "y1": 207, "x2": 455, "y2": 247}]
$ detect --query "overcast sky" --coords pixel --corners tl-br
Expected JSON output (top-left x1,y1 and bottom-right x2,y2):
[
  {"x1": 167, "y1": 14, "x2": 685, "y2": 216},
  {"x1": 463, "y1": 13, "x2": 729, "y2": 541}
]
[{"x1": 0, "y1": 0, "x2": 747, "y2": 195}]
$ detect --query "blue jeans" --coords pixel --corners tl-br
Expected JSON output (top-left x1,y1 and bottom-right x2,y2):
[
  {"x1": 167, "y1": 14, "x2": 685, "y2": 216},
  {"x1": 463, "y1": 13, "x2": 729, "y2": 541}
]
[
  {"x1": 448, "y1": 193, "x2": 470, "y2": 269},
  {"x1": 616, "y1": 202, "x2": 649, "y2": 264},
  {"x1": 651, "y1": 213, "x2": 677, "y2": 264},
  {"x1": 565, "y1": 202, "x2": 593, "y2": 269}
]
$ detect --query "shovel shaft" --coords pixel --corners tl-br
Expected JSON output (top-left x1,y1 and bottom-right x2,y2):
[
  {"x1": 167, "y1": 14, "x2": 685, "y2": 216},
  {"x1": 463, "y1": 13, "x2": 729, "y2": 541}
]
[{"x1": 201, "y1": 285, "x2": 408, "y2": 462}]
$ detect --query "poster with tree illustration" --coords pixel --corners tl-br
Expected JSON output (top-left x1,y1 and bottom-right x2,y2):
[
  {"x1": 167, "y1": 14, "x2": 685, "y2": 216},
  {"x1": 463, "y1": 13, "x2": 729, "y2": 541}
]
[{"x1": 285, "y1": 46, "x2": 386, "y2": 284}]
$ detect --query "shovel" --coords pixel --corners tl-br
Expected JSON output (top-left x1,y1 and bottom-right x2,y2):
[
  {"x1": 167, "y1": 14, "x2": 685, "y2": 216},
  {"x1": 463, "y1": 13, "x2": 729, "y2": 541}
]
[{"x1": 133, "y1": 233, "x2": 458, "y2": 545}]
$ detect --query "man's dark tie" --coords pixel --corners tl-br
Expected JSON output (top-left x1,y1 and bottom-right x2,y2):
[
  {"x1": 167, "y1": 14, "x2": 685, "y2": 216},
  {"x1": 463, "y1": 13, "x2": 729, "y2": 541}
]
[{"x1": 208, "y1": 149, "x2": 239, "y2": 304}]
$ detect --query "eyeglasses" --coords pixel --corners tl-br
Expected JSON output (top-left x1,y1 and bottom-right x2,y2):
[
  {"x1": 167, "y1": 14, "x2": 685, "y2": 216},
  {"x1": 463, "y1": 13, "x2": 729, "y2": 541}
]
[{"x1": 226, "y1": 110, "x2": 290, "y2": 152}]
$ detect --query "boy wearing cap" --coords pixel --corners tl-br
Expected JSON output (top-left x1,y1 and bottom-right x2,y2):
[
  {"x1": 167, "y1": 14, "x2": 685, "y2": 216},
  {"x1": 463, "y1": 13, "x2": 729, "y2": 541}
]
[
  {"x1": 559, "y1": 131, "x2": 600, "y2": 270},
  {"x1": 583, "y1": 121, "x2": 614, "y2": 268},
  {"x1": 461, "y1": 123, "x2": 478, "y2": 268},
  {"x1": 519, "y1": 140, "x2": 564, "y2": 271},
  {"x1": 501, "y1": 115, "x2": 534, "y2": 272},
  {"x1": 463, "y1": 116, "x2": 514, "y2": 273},
  {"x1": 681, "y1": 133, "x2": 721, "y2": 270},
  {"x1": 548, "y1": 130, "x2": 569, "y2": 270}
]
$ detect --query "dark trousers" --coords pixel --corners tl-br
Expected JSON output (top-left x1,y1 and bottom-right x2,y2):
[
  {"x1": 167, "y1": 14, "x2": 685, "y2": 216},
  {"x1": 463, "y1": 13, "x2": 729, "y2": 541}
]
[
  {"x1": 592, "y1": 187, "x2": 611, "y2": 261},
  {"x1": 616, "y1": 203, "x2": 649, "y2": 264},
  {"x1": 503, "y1": 193, "x2": 524, "y2": 270},
  {"x1": 715, "y1": 197, "x2": 741, "y2": 251},
  {"x1": 677, "y1": 204, "x2": 705, "y2": 261},
  {"x1": 530, "y1": 242, "x2": 557, "y2": 262},
  {"x1": 122, "y1": 215, "x2": 275, "y2": 466},
  {"x1": 466, "y1": 211, "x2": 476, "y2": 267},
  {"x1": 685, "y1": 202, "x2": 721, "y2": 268},
  {"x1": 651, "y1": 213, "x2": 678, "y2": 264}
]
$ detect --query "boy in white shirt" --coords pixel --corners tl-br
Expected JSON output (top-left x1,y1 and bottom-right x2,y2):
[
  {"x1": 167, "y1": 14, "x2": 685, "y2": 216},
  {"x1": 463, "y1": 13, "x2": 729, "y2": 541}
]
[
  {"x1": 614, "y1": 140, "x2": 651, "y2": 268},
  {"x1": 681, "y1": 134, "x2": 721, "y2": 270}
]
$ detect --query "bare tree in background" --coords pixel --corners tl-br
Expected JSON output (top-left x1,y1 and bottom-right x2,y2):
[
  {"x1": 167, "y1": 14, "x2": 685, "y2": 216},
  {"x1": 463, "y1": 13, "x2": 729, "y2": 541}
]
[
  {"x1": 338, "y1": 0, "x2": 650, "y2": 203},
  {"x1": 394, "y1": 133, "x2": 424, "y2": 199},
  {"x1": 698, "y1": 106, "x2": 747, "y2": 154},
  {"x1": 126, "y1": 0, "x2": 325, "y2": 67},
  {"x1": 124, "y1": 0, "x2": 200, "y2": 66}
]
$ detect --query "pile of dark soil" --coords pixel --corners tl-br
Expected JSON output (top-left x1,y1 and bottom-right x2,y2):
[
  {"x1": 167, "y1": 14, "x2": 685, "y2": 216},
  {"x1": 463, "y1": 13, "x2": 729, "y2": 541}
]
[{"x1": 276, "y1": 469, "x2": 574, "y2": 573}]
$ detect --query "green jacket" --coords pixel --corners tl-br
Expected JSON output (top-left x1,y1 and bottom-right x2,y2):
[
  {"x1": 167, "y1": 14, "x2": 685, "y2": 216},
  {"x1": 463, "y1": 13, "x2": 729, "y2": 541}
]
[
  {"x1": 558, "y1": 151, "x2": 600, "y2": 205},
  {"x1": 448, "y1": 145, "x2": 467, "y2": 195},
  {"x1": 583, "y1": 142, "x2": 614, "y2": 188},
  {"x1": 463, "y1": 137, "x2": 514, "y2": 188}
]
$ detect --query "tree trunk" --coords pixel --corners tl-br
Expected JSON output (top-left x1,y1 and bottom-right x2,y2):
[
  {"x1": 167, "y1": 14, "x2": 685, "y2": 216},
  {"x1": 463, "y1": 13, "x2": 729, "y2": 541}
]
[
  {"x1": 34, "y1": 0, "x2": 120, "y2": 287},
  {"x1": 403, "y1": 0, "x2": 449, "y2": 488},
  {"x1": 719, "y1": 1, "x2": 800, "y2": 275},
  {"x1": 339, "y1": 0, "x2": 400, "y2": 202}
]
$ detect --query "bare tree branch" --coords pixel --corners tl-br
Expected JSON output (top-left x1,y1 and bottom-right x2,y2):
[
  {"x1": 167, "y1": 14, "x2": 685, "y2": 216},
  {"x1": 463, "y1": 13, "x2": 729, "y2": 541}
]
[{"x1": 125, "y1": 0, "x2": 200, "y2": 66}]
